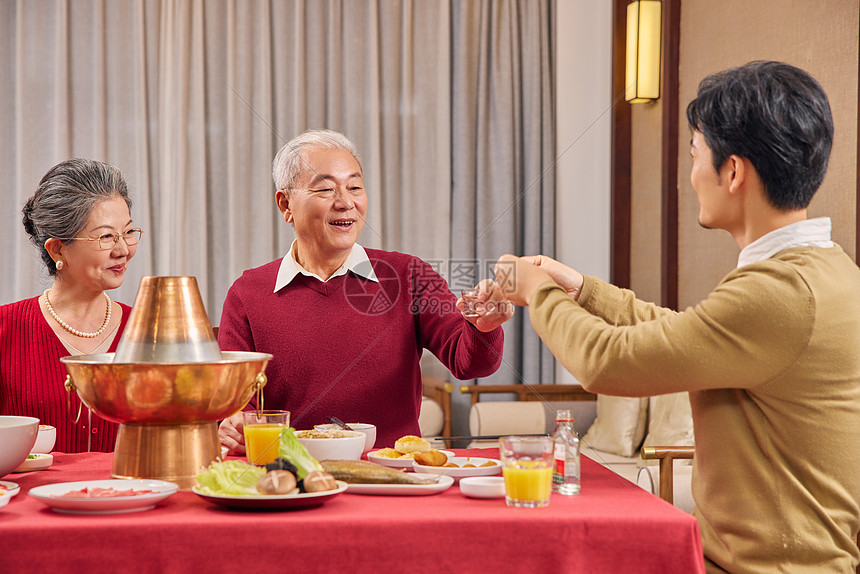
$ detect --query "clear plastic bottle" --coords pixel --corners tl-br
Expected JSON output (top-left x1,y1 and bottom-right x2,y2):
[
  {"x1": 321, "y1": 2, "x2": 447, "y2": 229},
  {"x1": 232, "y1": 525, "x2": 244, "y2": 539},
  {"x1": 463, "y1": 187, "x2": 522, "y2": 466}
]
[{"x1": 552, "y1": 409, "x2": 581, "y2": 495}]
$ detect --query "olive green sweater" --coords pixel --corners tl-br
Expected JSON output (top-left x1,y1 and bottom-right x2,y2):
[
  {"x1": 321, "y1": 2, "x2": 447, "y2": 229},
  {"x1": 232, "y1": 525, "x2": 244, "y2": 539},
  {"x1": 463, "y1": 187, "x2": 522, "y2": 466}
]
[{"x1": 530, "y1": 245, "x2": 860, "y2": 573}]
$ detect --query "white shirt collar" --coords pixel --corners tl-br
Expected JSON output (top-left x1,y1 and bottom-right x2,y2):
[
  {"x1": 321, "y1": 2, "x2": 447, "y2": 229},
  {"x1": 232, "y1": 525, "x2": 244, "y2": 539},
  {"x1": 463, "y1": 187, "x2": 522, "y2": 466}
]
[
  {"x1": 274, "y1": 241, "x2": 379, "y2": 292},
  {"x1": 737, "y1": 217, "x2": 834, "y2": 268}
]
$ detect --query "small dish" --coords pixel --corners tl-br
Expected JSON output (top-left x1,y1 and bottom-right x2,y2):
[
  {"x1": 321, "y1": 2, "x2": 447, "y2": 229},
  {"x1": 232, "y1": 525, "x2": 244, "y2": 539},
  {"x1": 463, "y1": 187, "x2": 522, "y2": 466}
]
[
  {"x1": 459, "y1": 476, "x2": 506, "y2": 499},
  {"x1": 14, "y1": 453, "x2": 53, "y2": 473},
  {"x1": 412, "y1": 457, "x2": 501, "y2": 480},
  {"x1": 367, "y1": 449, "x2": 454, "y2": 469},
  {"x1": 0, "y1": 480, "x2": 21, "y2": 497},
  {"x1": 0, "y1": 480, "x2": 20, "y2": 509}
]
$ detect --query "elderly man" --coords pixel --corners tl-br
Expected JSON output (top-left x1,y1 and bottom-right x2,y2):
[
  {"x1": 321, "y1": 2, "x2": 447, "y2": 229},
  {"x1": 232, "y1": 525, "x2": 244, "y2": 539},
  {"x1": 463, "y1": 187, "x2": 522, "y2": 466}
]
[
  {"x1": 497, "y1": 61, "x2": 860, "y2": 572},
  {"x1": 219, "y1": 129, "x2": 512, "y2": 449}
]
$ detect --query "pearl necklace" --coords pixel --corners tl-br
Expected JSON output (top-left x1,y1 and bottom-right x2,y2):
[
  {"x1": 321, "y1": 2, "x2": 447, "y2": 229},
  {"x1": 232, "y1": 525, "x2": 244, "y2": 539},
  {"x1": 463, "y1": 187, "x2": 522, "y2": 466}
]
[{"x1": 44, "y1": 289, "x2": 112, "y2": 338}]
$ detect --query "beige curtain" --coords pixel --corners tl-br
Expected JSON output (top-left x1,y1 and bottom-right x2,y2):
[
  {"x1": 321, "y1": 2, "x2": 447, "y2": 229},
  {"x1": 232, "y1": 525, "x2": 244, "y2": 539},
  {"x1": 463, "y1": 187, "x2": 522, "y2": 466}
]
[{"x1": 1, "y1": 0, "x2": 555, "y2": 432}]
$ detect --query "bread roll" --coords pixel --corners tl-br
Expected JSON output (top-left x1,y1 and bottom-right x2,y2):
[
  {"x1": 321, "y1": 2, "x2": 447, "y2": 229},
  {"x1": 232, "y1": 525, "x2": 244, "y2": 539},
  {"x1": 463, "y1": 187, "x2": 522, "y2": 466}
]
[{"x1": 394, "y1": 435, "x2": 431, "y2": 454}]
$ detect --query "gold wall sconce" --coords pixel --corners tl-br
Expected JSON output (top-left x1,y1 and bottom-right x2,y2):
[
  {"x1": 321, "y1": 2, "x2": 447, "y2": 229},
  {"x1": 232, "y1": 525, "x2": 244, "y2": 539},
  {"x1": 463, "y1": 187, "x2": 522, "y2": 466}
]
[{"x1": 625, "y1": 0, "x2": 662, "y2": 103}]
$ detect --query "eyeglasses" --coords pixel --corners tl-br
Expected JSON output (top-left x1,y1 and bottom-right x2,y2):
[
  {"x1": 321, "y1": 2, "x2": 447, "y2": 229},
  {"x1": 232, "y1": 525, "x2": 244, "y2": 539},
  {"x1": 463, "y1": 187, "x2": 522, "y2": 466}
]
[{"x1": 67, "y1": 228, "x2": 143, "y2": 250}]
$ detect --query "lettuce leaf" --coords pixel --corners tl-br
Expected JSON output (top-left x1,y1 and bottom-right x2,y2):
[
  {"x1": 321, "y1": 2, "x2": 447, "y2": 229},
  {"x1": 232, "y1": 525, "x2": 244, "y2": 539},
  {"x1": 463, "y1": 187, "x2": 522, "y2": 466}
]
[
  {"x1": 195, "y1": 459, "x2": 266, "y2": 495},
  {"x1": 278, "y1": 427, "x2": 323, "y2": 480}
]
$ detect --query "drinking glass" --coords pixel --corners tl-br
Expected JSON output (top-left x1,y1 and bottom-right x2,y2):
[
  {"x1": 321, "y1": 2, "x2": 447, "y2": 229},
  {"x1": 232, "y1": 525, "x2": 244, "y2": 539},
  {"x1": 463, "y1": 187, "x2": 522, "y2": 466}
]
[
  {"x1": 461, "y1": 287, "x2": 481, "y2": 318},
  {"x1": 243, "y1": 410, "x2": 290, "y2": 465},
  {"x1": 499, "y1": 435, "x2": 554, "y2": 508}
]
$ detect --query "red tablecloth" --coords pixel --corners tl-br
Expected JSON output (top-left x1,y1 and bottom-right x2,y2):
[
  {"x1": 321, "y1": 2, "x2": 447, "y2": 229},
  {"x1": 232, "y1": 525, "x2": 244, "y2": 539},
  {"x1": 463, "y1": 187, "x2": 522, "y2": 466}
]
[{"x1": 0, "y1": 449, "x2": 704, "y2": 573}]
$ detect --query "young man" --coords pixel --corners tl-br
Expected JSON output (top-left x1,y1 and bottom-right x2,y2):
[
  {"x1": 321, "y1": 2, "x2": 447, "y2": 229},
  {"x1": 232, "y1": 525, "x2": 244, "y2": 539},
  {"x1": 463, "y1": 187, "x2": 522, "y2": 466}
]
[{"x1": 497, "y1": 61, "x2": 860, "y2": 572}]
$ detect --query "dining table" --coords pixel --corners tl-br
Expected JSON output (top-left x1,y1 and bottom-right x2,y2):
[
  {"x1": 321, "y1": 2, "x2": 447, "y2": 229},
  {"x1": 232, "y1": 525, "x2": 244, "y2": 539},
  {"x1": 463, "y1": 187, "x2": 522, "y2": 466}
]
[{"x1": 0, "y1": 448, "x2": 705, "y2": 573}]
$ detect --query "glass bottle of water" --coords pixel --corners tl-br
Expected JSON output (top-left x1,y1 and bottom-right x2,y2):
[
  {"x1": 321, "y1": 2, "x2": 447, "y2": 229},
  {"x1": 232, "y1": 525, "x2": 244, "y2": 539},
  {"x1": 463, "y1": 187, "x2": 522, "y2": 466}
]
[{"x1": 552, "y1": 409, "x2": 580, "y2": 495}]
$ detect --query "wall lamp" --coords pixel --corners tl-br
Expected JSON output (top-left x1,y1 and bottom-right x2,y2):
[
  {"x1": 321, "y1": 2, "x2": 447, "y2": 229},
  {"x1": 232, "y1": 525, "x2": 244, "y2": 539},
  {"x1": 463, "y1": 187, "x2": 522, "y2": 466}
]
[{"x1": 625, "y1": 0, "x2": 662, "y2": 103}]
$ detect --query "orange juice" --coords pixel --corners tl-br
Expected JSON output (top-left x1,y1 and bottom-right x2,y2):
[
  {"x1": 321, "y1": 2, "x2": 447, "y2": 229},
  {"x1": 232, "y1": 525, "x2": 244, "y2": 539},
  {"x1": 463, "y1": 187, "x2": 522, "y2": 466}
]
[
  {"x1": 502, "y1": 463, "x2": 553, "y2": 507},
  {"x1": 244, "y1": 423, "x2": 284, "y2": 465}
]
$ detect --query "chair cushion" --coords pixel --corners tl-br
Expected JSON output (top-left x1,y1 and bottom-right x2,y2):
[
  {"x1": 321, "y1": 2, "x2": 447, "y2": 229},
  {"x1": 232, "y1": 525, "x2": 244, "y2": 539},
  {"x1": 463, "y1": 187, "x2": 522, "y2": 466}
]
[
  {"x1": 418, "y1": 396, "x2": 444, "y2": 437},
  {"x1": 581, "y1": 396, "x2": 648, "y2": 457},
  {"x1": 469, "y1": 401, "x2": 546, "y2": 435},
  {"x1": 642, "y1": 392, "x2": 695, "y2": 456}
]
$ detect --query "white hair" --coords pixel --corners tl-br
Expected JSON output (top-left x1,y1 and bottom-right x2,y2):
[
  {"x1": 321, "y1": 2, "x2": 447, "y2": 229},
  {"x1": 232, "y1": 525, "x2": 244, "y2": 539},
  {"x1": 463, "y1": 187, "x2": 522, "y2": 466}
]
[{"x1": 272, "y1": 129, "x2": 363, "y2": 191}]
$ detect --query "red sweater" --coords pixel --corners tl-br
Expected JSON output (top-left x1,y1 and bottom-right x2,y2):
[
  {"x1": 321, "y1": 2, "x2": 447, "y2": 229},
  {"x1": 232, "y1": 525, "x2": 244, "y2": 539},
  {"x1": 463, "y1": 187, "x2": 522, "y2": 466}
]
[
  {"x1": 0, "y1": 296, "x2": 131, "y2": 453},
  {"x1": 218, "y1": 248, "x2": 504, "y2": 447}
]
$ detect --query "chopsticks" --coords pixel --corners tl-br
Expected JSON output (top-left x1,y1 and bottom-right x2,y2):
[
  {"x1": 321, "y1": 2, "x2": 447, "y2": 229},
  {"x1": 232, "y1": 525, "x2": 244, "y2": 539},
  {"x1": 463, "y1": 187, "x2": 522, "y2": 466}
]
[{"x1": 429, "y1": 434, "x2": 548, "y2": 441}]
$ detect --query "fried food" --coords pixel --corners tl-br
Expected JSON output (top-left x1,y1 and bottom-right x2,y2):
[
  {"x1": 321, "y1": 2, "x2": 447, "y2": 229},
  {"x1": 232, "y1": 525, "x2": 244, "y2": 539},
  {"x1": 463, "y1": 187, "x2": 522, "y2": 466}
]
[
  {"x1": 372, "y1": 448, "x2": 402, "y2": 459},
  {"x1": 320, "y1": 460, "x2": 440, "y2": 484},
  {"x1": 480, "y1": 460, "x2": 497, "y2": 467},
  {"x1": 443, "y1": 462, "x2": 458, "y2": 467},
  {"x1": 414, "y1": 449, "x2": 448, "y2": 467},
  {"x1": 398, "y1": 452, "x2": 418, "y2": 459},
  {"x1": 394, "y1": 435, "x2": 431, "y2": 454}
]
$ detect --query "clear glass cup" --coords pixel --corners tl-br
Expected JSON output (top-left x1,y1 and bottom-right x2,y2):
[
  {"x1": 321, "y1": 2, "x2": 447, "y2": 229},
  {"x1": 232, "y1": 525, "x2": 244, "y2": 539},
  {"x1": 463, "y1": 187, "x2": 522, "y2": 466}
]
[
  {"x1": 461, "y1": 287, "x2": 481, "y2": 318},
  {"x1": 499, "y1": 435, "x2": 554, "y2": 508},
  {"x1": 243, "y1": 410, "x2": 290, "y2": 465}
]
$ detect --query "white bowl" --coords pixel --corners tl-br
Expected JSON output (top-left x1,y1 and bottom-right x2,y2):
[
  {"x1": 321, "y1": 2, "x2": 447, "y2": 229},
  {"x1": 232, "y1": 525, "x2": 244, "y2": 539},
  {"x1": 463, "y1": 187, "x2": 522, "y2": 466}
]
[
  {"x1": 314, "y1": 423, "x2": 377, "y2": 453},
  {"x1": 32, "y1": 425, "x2": 56, "y2": 454},
  {"x1": 459, "y1": 476, "x2": 506, "y2": 499},
  {"x1": 296, "y1": 431, "x2": 365, "y2": 461},
  {"x1": 0, "y1": 416, "x2": 39, "y2": 478}
]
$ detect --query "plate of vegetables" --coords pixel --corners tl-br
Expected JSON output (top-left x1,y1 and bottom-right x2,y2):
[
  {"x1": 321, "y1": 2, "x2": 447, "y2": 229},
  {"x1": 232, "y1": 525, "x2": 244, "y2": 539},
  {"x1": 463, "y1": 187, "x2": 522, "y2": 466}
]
[{"x1": 193, "y1": 428, "x2": 346, "y2": 510}]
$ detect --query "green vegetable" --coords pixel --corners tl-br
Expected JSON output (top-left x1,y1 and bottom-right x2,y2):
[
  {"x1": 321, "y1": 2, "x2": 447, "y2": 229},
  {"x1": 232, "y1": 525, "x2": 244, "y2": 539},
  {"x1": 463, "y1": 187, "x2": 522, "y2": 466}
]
[
  {"x1": 278, "y1": 427, "x2": 323, "y2": 480},
  {"x1": 195, "y1": 460, "x2": 265, "y2": 495}
]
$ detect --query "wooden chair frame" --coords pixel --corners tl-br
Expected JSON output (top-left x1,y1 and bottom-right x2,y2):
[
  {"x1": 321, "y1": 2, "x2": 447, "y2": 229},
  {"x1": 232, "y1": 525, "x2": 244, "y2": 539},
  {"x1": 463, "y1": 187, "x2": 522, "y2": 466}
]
[
  {"x1": 421, "y1": 375, "x2": 454, "y2": 447},
  {"x1": 458, "y1": 383, "x2": 597, "y2": 406},
  {"x1": 639, "y1": 445, "x2": 694, "y2": 505}
]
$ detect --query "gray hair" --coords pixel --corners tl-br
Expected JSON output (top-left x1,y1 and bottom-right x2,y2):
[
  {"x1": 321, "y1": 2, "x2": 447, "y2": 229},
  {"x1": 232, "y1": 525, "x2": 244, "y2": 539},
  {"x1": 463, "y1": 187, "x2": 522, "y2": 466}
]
[
  {"x1": 22, "y1": 158, "x2": 132, "y2": 276},
  {"x1": 272, "y1": 129, "x2": 363, "y2": 191}
]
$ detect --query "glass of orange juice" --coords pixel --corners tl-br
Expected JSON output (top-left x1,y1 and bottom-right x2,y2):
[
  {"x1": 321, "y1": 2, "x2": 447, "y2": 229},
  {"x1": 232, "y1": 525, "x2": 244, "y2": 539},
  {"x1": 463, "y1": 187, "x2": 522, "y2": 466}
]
[
  {"x1": 499, "y1": 435, "x2": 554, "y2": 508},
  {"x1": 243, "y1": 410, "x2": 290, "y2": 465}
]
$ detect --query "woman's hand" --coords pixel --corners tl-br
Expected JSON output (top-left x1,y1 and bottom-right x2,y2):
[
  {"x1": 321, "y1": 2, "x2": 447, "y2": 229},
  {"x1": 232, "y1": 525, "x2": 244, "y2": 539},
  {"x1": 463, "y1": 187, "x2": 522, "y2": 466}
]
[
  {"x1": 457, "y1": 278, "x2": 515, "y2": 332},
  {"x1": 218, "y1": 412, "x2": 247, "y2": 455}
]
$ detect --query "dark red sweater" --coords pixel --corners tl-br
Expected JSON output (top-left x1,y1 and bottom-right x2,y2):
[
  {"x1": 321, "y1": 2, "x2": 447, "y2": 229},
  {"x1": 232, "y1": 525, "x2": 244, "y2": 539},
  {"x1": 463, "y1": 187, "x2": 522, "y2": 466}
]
[
  {"x1": 0, "y1": 296, "x2": 131, "y2": 453},
  {"x1": 218, "y1": 248, "x2": 504, "y2": 447}
]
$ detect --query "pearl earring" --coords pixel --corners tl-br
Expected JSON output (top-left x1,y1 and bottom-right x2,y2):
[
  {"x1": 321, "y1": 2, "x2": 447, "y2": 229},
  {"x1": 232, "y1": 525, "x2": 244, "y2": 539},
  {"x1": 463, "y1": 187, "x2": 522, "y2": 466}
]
[{"x1": 56, "y1": 260, "x2": 64, "y2": 270}]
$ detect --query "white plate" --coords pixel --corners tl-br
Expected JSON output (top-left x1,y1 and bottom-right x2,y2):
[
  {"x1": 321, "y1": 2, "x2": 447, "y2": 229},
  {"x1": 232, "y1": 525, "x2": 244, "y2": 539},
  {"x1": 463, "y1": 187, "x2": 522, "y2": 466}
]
[
  {"x1": 413, "y1": 457, "x2": 501, "y2": 480},
  {"x1": 345, "y1": 474, "x2": 454, "y2": 495},
  {"x1": 29, "y1": 479, "x2": 178, "y2": 515},
  {"x1": 14, "y1": 453, "x2": 53, "y2": 473},
  {"x1": 367, "y1": 449, "x2": 454, "y2": 469},
  {"x1": 193, "y1": 481, "x2": 347, "y2": 510},
  {"x1": 0, "y1": 480, "x2": 21, "y2": 497}
]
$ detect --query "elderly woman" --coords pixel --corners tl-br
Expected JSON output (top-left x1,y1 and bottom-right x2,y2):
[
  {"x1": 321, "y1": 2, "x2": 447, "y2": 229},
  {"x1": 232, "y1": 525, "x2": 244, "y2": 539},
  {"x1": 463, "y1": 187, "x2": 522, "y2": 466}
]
[
  {"x1": 218, "y1": 129, "x2": 512, "y2": 450},
  {"x1": 0, "y1": 158, "x2": 141, "y2": 452}
]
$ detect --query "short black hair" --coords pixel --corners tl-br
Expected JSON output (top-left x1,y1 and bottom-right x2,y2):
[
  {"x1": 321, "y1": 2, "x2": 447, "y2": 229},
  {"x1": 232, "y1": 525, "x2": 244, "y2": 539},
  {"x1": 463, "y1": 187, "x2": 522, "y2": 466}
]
[{"x1": 686, "y1": 61, "x2": 833, "y2": 210}]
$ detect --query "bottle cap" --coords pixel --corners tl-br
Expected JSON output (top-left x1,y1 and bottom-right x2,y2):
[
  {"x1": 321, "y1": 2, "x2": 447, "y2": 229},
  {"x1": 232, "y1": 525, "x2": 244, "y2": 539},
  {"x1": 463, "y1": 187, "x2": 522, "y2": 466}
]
[{"x1": 555, "y1": 409, "x2": 573, "y2": 422}]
